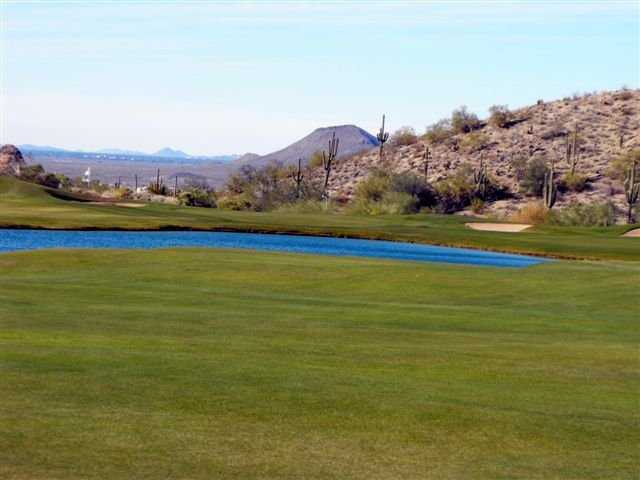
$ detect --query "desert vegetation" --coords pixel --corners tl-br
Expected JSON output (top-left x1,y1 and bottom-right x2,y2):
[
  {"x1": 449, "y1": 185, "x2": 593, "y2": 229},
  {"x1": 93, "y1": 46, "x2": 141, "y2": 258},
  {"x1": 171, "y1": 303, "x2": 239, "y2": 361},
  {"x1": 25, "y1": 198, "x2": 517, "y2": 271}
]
[{"x1": 2, "y1": 89, "x2": 639, "y2": 227}]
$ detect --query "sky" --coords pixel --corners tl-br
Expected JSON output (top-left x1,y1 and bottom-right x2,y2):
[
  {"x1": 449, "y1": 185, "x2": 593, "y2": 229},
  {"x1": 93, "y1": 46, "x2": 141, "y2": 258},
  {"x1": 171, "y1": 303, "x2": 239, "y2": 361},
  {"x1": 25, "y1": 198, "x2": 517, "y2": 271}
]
[{"x1": 1, "y1": 0, "x2": 638, "y2": 156}]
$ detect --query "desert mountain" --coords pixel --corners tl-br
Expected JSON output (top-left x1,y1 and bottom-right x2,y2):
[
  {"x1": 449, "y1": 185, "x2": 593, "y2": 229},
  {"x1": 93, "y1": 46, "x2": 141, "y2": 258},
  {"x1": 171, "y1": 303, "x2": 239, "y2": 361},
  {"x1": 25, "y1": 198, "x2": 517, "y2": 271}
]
[
  {"x1": 313, "y1": 89, "x2": 639, "y2": 217},
  {"x1": 235, "y1": 125, "x2": 379, "y2": 169},
  {"x1": 154, "y1": 147, "x2": 190, "y2": 158}
]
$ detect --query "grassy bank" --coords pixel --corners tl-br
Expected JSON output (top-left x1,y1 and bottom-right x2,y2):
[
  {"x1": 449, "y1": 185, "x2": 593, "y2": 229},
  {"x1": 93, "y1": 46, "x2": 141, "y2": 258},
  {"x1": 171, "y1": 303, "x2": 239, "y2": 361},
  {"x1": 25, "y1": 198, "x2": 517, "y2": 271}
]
[
  {"x1": 1, "y1": 177, "x2": 639, "y2": 260},
  {"x1": 1, "y1": 248, "x2": 638, "y2": 479}
]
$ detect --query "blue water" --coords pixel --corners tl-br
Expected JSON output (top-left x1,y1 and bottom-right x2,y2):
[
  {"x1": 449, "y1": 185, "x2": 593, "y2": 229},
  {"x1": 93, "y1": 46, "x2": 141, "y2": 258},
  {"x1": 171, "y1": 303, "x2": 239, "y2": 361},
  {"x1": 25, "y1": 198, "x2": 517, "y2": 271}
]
[{"x1": 0, "y1": 229, "x2": 548, "y2": 268}]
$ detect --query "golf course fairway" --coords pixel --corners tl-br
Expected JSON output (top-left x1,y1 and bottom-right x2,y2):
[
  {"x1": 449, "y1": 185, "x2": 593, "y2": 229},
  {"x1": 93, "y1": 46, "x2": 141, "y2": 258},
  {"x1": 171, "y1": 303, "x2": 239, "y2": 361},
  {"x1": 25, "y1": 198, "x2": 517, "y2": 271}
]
[{"x1": 1, "y1": 247, "x2": 638, "y2": 479}]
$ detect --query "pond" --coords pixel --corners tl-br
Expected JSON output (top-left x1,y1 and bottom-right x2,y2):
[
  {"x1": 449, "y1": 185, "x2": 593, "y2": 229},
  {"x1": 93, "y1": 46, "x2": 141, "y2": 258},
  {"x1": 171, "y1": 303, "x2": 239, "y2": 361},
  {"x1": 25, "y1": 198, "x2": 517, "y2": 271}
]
[{"x1": 0, "y1": 229, "x2": 548, "y2": 267}]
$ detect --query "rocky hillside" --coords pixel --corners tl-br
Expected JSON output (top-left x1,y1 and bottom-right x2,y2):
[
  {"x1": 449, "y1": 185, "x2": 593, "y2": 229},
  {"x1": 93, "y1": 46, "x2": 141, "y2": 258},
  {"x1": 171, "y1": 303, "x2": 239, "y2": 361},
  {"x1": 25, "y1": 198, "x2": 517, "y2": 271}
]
[
  {"x1": 319, "y1": 89, "x2": 639, "y2": 217},
  {"x1": 236, "y1": 124, "x2": 379, "y2": 169}
]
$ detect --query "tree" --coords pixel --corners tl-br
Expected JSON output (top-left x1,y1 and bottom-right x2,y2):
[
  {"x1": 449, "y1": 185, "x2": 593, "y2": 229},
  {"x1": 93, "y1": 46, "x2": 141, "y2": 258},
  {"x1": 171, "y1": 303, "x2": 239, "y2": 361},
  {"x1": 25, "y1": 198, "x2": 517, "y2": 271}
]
[
  {"x1": 451, "y1": 106, "x2": 480, "y2": 133},
  {"x1": 390, "y1": 126, "x2": 418, "y2": 147},
  {"x1": 488, "y1": 105, "x2": 512, "y2": 128}
]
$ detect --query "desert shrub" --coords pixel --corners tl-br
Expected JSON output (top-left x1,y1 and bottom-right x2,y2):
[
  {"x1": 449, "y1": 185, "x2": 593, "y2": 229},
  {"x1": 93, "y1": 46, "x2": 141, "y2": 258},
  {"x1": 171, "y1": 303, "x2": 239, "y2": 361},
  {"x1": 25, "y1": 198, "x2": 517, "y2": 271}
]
[
  {"x1": 389, "y1": 172, "x2": 436, "y2": 206},
  {"x1": 148, "y1": 181, "x2": 168, "y2": 195},
  {"x1": 225, "y1": 165, "x2": 256, "y2": 194},
  {"x1": 275, "y1": 199, "x2": 337, "y2": 214},
  {"x1": 470, "y1": 198, "x2": 485, "y2": 214},
  {"x1": 354, "y1": 170, "x2": 391, "y2": 202},
  {"x1": 55, "y1": 174, "x2": 72, "y2": 190},
  {"x1": 390, "y1": 126, "x2": 418, "y2": 147},
  {"x1": 607, "y1": 149, "x2": 640, "y2": 181},
  {"x1": 308, "y1": 150, "x2": 324, "y2": 168},
  {"x1": 432, "y1": 165, "x2": 475, "y2": 213},
  {"x1": 423, "y1": 119, "x2": 454, "y2": 144},
  {"x1": 351, "y1": 170, "x2": 433, "y2": 215},
  {"x1": 18, "y1": 164, "x2": 45, "y2": 183},
  {"x1": 18, "y1": 164, "x2": 63, "y2": 189},
  {"x1": 616, "y1": 88, "x2": 634, "y2": 101},
  {"x1": 38, "y1": 173, "x2": 61, "y2": 189},
  {"x1": 519, "y1": 157, "x2": 548, "y2": 196},
  {"x1": 432, "y1": 164, "x2": 509, "y2": 213},
  {"x1": 459, "y1": 131, "x2": 490, "y2": 153},
  {"x1": 178, "y1": 188, "x2": 216, "y2": 208},
  {"x1": 488, "y1": 105, "x2": 512, "y2": 128},
  {"x1": 350, "y1": 191, "x2": 418, "y2": 215},
  {"x1": 217, "y1": 193, "x2": 255, "y2": 211},
  {"x1": 560, "y1": 172, "x2": 588, "y2": 192},
  {"x1": 551, "y1": 201, "x2": 617, "y2": 226},
  {"x1": 451, "y1": 106, "x2": 481, "y2": 134},
  {"x1": 112, "y1": 187, "x2": 132, "y2": 200},
  {"x1": 510, "y1": 154, "x2": 529, "y2": 181},
  {"x1": 510, "y1": 202, "x2": 550, "y2": 225},
  {"x1": 222, "y1": 162, "x2": 310, "y2": 211}
]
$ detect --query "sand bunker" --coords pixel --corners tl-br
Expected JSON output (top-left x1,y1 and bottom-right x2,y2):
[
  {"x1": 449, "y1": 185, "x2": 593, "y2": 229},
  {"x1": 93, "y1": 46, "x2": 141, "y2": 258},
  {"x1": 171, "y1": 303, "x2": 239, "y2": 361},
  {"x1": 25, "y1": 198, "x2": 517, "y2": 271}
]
[
  {"x1": 466, "y1": 223, "x2": 532, "y2": 233},
  {"x1": 89, "y1": 202, "x2": 146, "y2": 208},
  {"x1": 623, "y1": 228, "x2": 640, "y2": 237},
  {"x1": 115, "y1": 203, "x2": 146, "y2": 208}
]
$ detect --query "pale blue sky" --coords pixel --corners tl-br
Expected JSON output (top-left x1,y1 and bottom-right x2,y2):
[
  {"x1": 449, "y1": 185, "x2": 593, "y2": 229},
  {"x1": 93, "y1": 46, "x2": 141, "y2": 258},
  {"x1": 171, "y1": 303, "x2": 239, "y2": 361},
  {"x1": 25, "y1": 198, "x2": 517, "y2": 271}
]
[{"x1": 1, "y1": 1, "x2": 638, "y2": 155}]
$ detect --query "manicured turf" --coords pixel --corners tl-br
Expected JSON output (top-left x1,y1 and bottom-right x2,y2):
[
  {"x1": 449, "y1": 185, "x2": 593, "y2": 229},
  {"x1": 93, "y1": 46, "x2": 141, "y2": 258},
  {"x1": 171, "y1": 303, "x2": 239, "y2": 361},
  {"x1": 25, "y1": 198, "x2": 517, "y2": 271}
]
[
  {"x1": 1, "y1": 248, "x2": 639, "y2": 479},
  {"x1": 1, "y1": 177, "x2": 639, "y2": 261}
]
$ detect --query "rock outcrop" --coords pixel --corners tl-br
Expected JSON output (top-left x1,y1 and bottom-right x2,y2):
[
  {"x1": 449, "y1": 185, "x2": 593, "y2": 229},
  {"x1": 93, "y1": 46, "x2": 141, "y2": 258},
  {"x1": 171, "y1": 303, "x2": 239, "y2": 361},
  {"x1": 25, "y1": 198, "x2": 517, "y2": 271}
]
[{"x1": 0, "y1": 144, "x2": 26, "y2": 176}]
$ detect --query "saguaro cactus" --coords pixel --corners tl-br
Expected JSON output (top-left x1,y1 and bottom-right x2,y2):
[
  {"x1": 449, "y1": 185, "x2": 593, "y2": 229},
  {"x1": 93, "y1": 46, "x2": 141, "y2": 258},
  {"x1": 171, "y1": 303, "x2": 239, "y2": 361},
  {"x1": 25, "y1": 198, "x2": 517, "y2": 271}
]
[
  {"x1": 423, "y1": 145, "x2": 432, "y2": 180},
  {"x1": 543, "y1": 164, "x2": 557, "y2": 210},
  {"x1": 293, "y1": 157, "x2": 304, "y2": 199},
  {"x1": 473, "y1": 156, "x2": 488, "y2": 199},
  {"x1": 624, "y1": 159, "x2": 639, "y2": 224},
  {"x1": 377, "y1": 114, "x2": 389, "y2": 161},
  {"x1": 565, "y1": 125, "x2": 580, "y2": 175},
  {"x1": 322, "y1": 131, "x2": 339, "y2": 199}
]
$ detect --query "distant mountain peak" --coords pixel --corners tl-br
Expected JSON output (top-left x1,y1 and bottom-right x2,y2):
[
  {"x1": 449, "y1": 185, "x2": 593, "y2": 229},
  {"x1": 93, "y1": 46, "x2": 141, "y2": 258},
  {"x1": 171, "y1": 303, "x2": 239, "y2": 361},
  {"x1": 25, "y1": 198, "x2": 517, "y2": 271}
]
[
  {"x1": 154, "y1": 147, "x2": 190, "y2": 158},
  {"x1": 235, "y1": 124, "x2": 379, "y2": 168}
]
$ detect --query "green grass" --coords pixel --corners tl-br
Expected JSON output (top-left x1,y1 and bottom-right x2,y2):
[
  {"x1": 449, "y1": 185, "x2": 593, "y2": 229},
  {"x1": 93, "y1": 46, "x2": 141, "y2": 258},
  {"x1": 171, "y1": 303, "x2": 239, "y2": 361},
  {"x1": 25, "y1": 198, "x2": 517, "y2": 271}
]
[
  {"x1": 0, "y1": 249, "x2": 638, "y2": 479},
  {"x1": 1, "y1": 176, "x2": 639, "y2": 261}
]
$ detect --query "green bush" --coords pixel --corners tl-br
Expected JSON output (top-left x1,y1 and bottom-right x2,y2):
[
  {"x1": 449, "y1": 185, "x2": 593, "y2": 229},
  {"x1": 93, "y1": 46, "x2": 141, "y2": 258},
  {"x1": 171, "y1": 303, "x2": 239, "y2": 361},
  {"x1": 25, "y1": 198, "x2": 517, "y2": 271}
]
[
  {"x1": 451, "y1": 106, "x2": 481, "y2": 134},
  {"x1": 488, "y1": 105, "x2": 513, "y2": 128},
  {"x1": 389, "y1": 171, "x2": 436, "y2": 206},
  {"x1": 608, "y1": 149, "x2": 640, "y2": 181},
  {"x1": 354, "y1": 170, "x2": 391, "y2": 202},
  {"x1": 351, "y1": 170, "x2": 433, "y2": 215},
  {"x1": 470, "y1": 198, "x2": 485, "y2": 214},
  {"x1": 519, "y1": 158, "x2": 548, "y2": 196},
  {"x1": 551, "y1": 201, "x2": 617, "y2": 226},
  {"x1": 390, "y1": 126, "x2": 418, "y2": 147},
  {"x1": 178, "y1": 188, "x2": 216, "y2": 208},
  {"x1": 350, "y1": 191, "x2": 418, "y2": 215},
  {"x1": 423, "y1": 119, "x2": 454, "y2": 144},
  {"x1": 459, "y1": 132, "x2": 490, "y2": 153},
  {"x1": 218, "y1": 193, "x2": 255, "y2": 211},
  {"x1": 433, "y1": 176, "x2": 475, "y2": 213},
  {"x1": 561, "y1": 173, "x2": 588, "y2": 192},
  {"x1": 308, "y1": 150, "x2": 325, "y2": 168},
  {"x1": 38, "y1": 173, "x2": 61, "y2": 189}
]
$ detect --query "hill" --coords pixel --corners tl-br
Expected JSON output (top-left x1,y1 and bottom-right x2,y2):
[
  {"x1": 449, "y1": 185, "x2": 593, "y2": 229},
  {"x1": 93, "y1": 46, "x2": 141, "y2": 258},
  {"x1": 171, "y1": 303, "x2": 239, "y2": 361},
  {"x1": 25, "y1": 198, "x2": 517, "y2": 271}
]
[
  {"x1": 153, "y1": 147, "x2": 190, "y2": 158},
  {"x1": 317, "y1": 89, "x2": 640, "y2": 217},
  {"x1": 235, "y1": 125, "x2": 379, "y2": 168}
]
